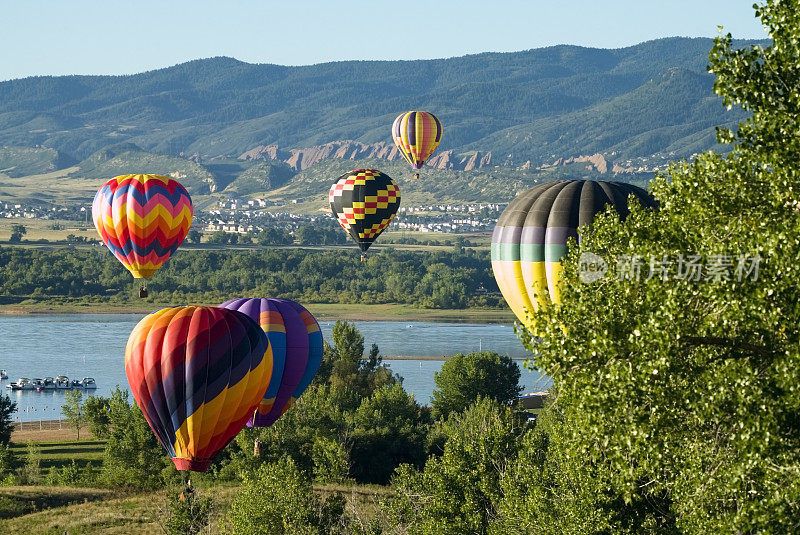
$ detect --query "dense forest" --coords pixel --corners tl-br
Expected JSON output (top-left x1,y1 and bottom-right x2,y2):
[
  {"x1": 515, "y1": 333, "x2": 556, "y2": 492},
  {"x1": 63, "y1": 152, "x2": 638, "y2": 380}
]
[{"x1": 0, "y1": 245, "x2": 502, "y2": 309}]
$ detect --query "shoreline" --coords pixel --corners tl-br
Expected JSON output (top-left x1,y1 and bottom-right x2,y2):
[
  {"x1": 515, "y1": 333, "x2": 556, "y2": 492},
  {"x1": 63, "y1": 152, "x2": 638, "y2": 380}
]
[
  {"x1": 0, "y1": 302, "x2": 518, "y2": 325},
  {"x1": 381, "y1": 355, "x2": 531, "y2": 361}
]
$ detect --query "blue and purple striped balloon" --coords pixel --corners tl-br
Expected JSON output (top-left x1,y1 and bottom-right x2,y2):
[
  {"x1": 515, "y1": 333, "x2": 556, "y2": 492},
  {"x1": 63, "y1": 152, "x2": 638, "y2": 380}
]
[{"x1": 220, "y1": 298, "x2": 323, "y2": 427}]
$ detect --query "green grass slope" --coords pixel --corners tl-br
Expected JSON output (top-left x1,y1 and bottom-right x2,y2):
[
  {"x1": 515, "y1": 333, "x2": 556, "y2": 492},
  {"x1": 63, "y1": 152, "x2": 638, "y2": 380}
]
[
  {"x1": 73, "y1": 143, "x2": 218, "y2": 195},
  {"x1": 0, "y1": 146, "x2": 76, "y2": 178}
]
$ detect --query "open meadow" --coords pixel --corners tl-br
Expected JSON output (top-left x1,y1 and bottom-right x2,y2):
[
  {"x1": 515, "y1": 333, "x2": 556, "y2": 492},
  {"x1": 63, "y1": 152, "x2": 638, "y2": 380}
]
[{"x1": 2, "y1": 424, "x2": 392, "y2": 533}]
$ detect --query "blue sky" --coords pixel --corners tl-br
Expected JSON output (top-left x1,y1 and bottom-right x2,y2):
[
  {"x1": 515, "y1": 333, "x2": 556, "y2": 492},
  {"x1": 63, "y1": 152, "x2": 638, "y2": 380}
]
[{"x1": 0, "y1": 0, "x2": 768, "y2": 81}]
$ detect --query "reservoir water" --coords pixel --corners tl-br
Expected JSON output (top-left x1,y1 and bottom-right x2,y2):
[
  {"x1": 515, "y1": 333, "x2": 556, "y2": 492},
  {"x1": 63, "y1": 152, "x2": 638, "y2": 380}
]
[{"x1": 0, "y1": 314, "x2": 551, "y2": 422}]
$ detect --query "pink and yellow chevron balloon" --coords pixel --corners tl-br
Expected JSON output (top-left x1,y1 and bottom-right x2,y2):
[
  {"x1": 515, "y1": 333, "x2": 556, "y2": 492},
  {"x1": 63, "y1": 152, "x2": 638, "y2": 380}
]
[{"x1": 92, "y1": 174, "x2": 193, "y2": 279}]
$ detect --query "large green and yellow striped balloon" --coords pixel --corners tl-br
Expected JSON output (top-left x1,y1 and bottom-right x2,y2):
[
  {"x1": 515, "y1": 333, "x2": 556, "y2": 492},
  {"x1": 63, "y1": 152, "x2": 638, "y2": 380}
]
[{"x1": 491, "y1": 180, "x2": 656, "y2": 329}]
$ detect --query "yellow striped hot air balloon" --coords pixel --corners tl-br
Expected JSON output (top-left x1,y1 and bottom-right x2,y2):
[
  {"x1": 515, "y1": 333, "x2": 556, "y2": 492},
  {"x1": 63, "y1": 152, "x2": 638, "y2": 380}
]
[{"x1": 391, "y1": 111, "x2": 443, "y2": 179}]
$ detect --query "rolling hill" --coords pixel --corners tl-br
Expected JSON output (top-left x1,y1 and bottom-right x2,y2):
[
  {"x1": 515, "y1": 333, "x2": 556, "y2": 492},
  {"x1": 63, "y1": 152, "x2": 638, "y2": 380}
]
[{"x1": 0, "y1": 37, "x2": 764, "y2": 206}]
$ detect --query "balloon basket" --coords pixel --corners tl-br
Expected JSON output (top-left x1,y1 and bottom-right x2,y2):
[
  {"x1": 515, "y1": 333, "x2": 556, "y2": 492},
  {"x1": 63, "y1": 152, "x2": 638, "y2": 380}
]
[{"x1": 172, "y1": 457, "x2": 211, "y2": 472}]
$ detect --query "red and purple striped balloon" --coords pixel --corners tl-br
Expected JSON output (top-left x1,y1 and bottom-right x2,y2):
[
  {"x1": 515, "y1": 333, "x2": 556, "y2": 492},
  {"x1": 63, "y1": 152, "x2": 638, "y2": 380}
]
[{"x1": 125, "y1": 306, "x2": 272, "y2": 471}]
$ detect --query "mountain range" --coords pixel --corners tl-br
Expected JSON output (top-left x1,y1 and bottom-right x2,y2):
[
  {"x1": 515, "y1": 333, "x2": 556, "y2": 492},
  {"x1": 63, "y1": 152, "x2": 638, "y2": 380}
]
[{"x1": 0, "y1": 37, "x2": 762, "y2": 203}]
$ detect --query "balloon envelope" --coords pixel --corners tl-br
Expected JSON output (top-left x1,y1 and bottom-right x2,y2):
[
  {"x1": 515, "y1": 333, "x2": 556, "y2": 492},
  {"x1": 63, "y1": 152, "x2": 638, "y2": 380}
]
[
  {"x1": 491, "y1": 180, "x2": 656, "y2": 329},
  {"x1": 329, "y1": 169, "x2": 400, "y2": 253},
  {"x1": 125, "y1": 306, "x2": 272, "y2": 471},
  {"x1": 220, "y1": 298, "x2": 323, "y2": 427},
  {"x1": 92, "y1": 174, "x2": 193, "y2": 279},
  {"x1": 392, "y1": 111, "x2": 443, "y2": 170}
]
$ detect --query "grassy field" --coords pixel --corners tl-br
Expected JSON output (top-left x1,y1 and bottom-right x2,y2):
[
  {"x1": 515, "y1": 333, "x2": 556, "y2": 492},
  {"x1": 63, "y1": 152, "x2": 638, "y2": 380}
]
[
  {"x1": 0, "y1": 482, "x2": 389, "y2": 534},
  {"x1": 0, "y1": 300, "x2": 516, "y2": 324},
  {"x1": 0, "y1": 168, "x2": 104, "y2": 206},
  {"x1": 1, "y1": 424, "x2": 393, "y2": 533},
  {"x1": 0, "y1": 486, "x2": 222, "y2": 534},
  {"x1": 9, "y1": 439, "x2": 105, "y2": 471},
  {"x1": 0, "y1": 218, "x2": 96, "y2": 243},
  {"x1": 8, "y1": 424, "x2": 106, "y2": 494},
  {"x1": 0, "y1": 216, "x2": 492, "y2": 249},
  {"x1": 306, "y1": 302, "x2": 515, "y2": 323}
]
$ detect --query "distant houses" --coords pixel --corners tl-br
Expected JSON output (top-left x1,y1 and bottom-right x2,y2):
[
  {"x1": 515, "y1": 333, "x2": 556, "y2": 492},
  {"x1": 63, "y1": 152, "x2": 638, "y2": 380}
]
[{"x1": 1, "y1": 198, "x2": 505, "y2": 237}]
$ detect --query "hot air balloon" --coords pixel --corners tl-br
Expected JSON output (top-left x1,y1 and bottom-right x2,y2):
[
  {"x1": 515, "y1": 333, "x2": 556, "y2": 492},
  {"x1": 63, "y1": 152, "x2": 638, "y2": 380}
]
[
  {"x1": 125, "y1": 306, "x2": 272, "y2": 472},
  {"x1": 92, "y1": 174, "x2": 193, "y2": 298},
  {"x1": 329, "y1": 169, "x2": 400, "y2": 261},
  {"x1": 491, "y1": 180, "x2": 656, "y2": 329},
  {"x1": 392, "y1": 111, "x2": 443, "y2": 179},
  {"x1": 220, "y1": 298, "x2": 323, "y2": 428}
]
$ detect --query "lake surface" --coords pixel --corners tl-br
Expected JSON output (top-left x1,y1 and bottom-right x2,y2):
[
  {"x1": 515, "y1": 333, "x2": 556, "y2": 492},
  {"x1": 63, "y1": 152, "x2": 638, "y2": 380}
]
[{"x1": 0, "y1": 314, "x2": 551, "y2": 422}]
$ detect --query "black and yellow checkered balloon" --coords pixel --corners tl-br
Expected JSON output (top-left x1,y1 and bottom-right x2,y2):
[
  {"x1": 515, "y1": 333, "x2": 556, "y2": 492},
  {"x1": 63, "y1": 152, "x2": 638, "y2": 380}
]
[{"x1": 329, "y1": 169, "x2": 401, "y2": 253}]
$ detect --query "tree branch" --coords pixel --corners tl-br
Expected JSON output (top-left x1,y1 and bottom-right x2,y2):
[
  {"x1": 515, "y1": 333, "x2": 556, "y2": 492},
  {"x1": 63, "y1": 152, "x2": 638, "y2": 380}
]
[{"x1": 682, "y1": 336, "x2": 776, "y2": 357}]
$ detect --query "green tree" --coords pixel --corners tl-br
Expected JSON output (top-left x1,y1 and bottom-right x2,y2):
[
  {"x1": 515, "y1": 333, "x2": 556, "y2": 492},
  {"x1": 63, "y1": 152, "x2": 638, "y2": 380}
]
[
  {"x1": 83, "y1": 395, "x2": 111, "y2": 438},
  {"x1": 18, "y1": 441, "x2": 41, "y2": 485},
  {"x1": 207, "y1": 230, "x2": 232, "y2": 244},
  {"x1": 431, "y1": 351, "x2": 521, "y2": 419},
  {"x1": 162, "y1": 488, "x2": 214, "y2": 535},
  {"x1": 0, "y1": 393, "x2": 17, "y2": 446},
  {"x1": 317, "y1": 321, "x2": 397, "y2": 403},
  {"x1": 0, "y1": 444, "x2": 15, "y2": 485},
  {"x1": 61, "y1": 389, "x2": 84, "y2": 440},
  {"x1": 227, "y1": 384, "x2": 349, "y2": 480},
  {"x1": 101, "y1": 388, "x2": 169, "y2": 489},
  {"x1": 348, "y1": 383, "x2": 431, "y2": 484},
  {"x1": 388, "y1": 398, "x2": 525, "y2": 535},
  {"x1": 295, "y1": 224, "x2": 323, "y2": 245},
  {"x1": 45, "y1": 459, "x2": 82, "y2": 487},
  {"x1": 311, "y1": 436, "x2": 350, "y2": 484},
  {"x1": 257, "y1": 227, "x2": 293, "y2": 246},
  {"x1": 221, "y1": 456, "x2": 346, "y2": 535},
  {"x1": 521, "y1": 3, "x2": 800, "y2": 532},
  {"x1": 186, "y1": 229, "x2": 202, "y2": 244},
  {"x1": 8, "y1": 224, "x2": 26, "y2": 243},
  {"x1": 494, "y1": 403, "x2": 677, "y2": 534}
]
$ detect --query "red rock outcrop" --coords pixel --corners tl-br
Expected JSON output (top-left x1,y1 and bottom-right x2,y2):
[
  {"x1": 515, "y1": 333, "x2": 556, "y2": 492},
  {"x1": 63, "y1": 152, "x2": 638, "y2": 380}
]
[
  {"x1": 237, "y1": 140, "x2": 494, "y2": 171},
  {"x1": 239, "y1": 145, "x2": 283, "y2": 161},
  {"x1": 561, "y1": 153, "x2": 608, "y2": 173}
]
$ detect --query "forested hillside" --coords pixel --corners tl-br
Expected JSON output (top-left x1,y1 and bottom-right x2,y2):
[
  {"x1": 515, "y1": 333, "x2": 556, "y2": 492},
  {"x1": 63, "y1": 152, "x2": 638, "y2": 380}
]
[{"x1": 0, "y1": 38, "x2": 759, "y2": 166}]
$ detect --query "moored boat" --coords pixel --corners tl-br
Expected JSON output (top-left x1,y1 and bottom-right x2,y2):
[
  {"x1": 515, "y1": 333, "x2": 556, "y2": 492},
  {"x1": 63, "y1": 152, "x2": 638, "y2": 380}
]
[
  {"x1": 55, "y1": 376, "x2": 70, "y2": 389},
  {"x1": 0, "y1": 369, "x2": 7, "y2": 380},
  {"x1": 7, "y1": 377, "x2": 33, "y2": 390},
  {"x1": 80, "y1": 377, "x2": 97, "y2": 389}
]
